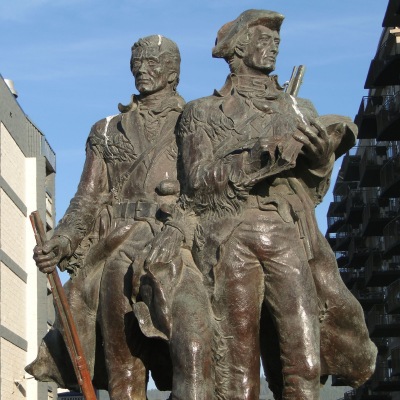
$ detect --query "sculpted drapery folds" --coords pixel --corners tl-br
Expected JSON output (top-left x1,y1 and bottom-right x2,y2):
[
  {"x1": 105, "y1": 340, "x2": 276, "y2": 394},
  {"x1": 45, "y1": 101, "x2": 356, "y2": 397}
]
[
  {"x1": 141, "y1": 9, "x2": 377, "y2": 400},
  {"x1": 26, "y1": 35, "x2": 185, "y2": 399}
]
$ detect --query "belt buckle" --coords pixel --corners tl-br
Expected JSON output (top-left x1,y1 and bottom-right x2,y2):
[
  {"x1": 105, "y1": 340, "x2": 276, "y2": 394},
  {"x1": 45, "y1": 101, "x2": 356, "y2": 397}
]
[
  {"x1": 115, "y1": 202, "x2": 128, "y2": 219},
  {"x1": 135, "y1": 200, "x2": 155, "y2": 220}
]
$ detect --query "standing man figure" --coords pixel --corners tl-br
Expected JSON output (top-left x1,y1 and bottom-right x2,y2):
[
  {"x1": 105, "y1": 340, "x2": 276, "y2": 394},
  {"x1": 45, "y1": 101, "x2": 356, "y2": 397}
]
[
  {"x1": 148, "y1": 10, "x2": 376, "y2": 400},
  {"x1": 27, "y1": 35, "x2": 185, "y2": 400}
]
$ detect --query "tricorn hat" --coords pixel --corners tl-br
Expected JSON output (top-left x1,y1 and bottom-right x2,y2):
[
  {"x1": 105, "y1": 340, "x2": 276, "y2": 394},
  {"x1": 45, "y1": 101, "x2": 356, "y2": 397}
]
[{"x1": 212, "y1": 9, "x2": 284, "y2": 59}]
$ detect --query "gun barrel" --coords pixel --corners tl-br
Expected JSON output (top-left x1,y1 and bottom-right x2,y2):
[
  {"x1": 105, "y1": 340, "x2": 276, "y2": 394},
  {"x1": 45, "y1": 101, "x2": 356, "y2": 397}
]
[
  {"x1": 30, "y1": 211, "x2": 96, "y2": 400},
  {"x1": 286, "y1": 65, "x2": 306, "y2": 97}
]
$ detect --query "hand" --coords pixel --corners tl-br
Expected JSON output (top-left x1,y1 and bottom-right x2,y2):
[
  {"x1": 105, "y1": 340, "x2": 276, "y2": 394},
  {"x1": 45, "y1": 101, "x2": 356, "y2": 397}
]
[
  {"x1": 146, "y1": 226, "x2": 184, "y2": 269},
  {"x1": 33, "y1": 236, "x2": 71, "y2": 274},
  {"x1": 295, "y1": 119, "x2": 334, "y2": 169}
]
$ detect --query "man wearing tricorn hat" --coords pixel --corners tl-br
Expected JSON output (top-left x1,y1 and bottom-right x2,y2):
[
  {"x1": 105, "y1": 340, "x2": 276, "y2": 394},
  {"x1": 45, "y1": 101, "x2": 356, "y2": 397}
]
[
  {"x1": 27, "y1": 35, "x2": 185, "y2": 399},
  {"x1": 146, "y1": 9, "x2": 377, "y2": 400}
]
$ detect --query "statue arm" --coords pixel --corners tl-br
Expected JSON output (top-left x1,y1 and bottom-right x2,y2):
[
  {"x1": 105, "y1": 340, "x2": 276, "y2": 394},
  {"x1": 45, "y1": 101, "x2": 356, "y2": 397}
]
[
  {"x1": 295, "y1": 99, "x2": 357, "y2": 204},
  {"x1": 34, "y1": 130, "x2": 109, "y2": 274},
  {"x1": 181, "y1": 128, "x2": 246, "y2": 196},
  {"x1": 179, "y1": 104, "x2": 247, "y2": 199},
  {"x1": 53, "y1": 135, "x2": 109, "y2": 254}
]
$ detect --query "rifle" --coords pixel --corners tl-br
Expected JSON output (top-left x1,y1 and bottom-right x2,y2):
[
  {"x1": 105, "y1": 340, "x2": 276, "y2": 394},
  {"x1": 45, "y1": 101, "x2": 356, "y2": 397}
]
[
  {"x1": 29, "y1": 211, "x2": 97, "y2": 400},
  {"x1": 285, "y1": 65, "x2": 306, "y2": 97}
]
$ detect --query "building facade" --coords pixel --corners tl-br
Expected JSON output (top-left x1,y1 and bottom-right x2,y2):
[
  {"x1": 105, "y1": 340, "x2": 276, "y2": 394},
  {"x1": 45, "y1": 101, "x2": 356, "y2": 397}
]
[
  {"x1": 0, "y1": 75, "x2": 56, "y2": 399},
  {"x1": 327, "y1": 1, "x2": 400, "y2": 399}
]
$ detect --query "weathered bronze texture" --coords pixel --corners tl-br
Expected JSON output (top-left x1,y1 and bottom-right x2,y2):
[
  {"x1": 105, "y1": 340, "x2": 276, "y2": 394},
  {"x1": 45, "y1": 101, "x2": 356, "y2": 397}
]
[
  {"x1": 27, "y1": 10, "x2": 378, "y2": 400},
  {"x1": 26, "y1": 35, "x2": 184, "y2": 399},
  {"x1": 142, "y1": 9, "x2": 377, "y2": 400}
]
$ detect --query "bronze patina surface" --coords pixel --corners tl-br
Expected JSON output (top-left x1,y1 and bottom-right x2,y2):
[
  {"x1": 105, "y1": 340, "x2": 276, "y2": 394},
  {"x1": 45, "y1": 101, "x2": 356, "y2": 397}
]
[{"x1": 27, "y1": 11, "x2": 377, "y2": 400}]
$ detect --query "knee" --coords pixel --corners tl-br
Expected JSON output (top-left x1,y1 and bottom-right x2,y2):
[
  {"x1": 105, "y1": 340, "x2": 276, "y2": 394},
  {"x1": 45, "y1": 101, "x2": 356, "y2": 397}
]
[
  {"x1": 301, "y1": 357, "x2": 321, "y2": 382},
  {"x1": 285, "y1": 353, "x2": 320, "y2": 383},
  {"x1": 171, "y1": 336, "x2": 211, "y2": 376}
]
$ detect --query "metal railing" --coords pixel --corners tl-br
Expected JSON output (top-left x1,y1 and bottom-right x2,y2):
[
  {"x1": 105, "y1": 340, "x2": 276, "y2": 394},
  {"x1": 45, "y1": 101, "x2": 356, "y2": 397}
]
[
  {"x1": 384, "y1": 217, "x2": 400, "y2": 250},
  {"x1": 377, "y1": 32, "x2": 400, "y2": 59},
  {"x1": 381, "y1": 155, "x2": 400, "y2": 193}
]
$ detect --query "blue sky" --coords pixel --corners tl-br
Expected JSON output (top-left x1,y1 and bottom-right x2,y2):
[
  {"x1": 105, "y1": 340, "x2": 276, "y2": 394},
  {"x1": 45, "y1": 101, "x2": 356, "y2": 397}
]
[{"x1": 1, "y1": 0, "x2": 385, "y2": 231}]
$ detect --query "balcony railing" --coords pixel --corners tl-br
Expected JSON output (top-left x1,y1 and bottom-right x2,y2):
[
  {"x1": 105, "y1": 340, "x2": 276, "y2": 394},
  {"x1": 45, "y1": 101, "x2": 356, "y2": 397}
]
[
  {"x1": 327, "y1": 215, "x2": 346, "y2": 233},
  {"x1": 339, "y1": 268, "x2": 364, "y2": 287},
  {"x1": 351, "y1": 286, "x2": 385, "y2": 311},
  {"x1": 366, "y1": 33, "x2": 400, "y2": 88},
  {"x1": 380, "y1": 155, "x2": 400, "y2": 198},
  {"x1": 348, "y1": 237, "x2": 369, "y2": 267},
  {"x1": 366, "y1": 252, "x2": 400, "y2": 287},
  {"x1": 354, "y1": 96, "x2": 381, "y2": 139},
  {"x1": 362, "y1": 200, "x2": 396, "y2": 237},
  {"x1": 386, "y1": 278, "x2": 400, "y2": 314},
  {"x1": 384, "y1": 217, "x2": 400, "y2": 256},
  {"x1": 368, "y1": 303, "x2": 400, "y2": 337},
  {"x1": 335, "y1": 251, "x2": 349, "y2": 268},
  {"x1": 359, "y1": 146, "x2": 387, "y2": 187},
  {"x1": 341, "y1": 153, "x2": 361, "y2": 181},
  {"x1": 371, "y1": 360, "x2": 400, "y2": 391},
  {"x1": 372, "y1": 337, "x2": 391, "y2": 354},
  {"x1": 334, "y1": 225, "x2": 358, "y2": 251},
  {"x1": 345, "y1": 190, "x2": 365, "y2": 224},
  {"x1": 377, "y1": 91, "x2": 400, "y2": 140},
  {"x1": 379, "y1": 32, "x2": 400, "y2": 59}
]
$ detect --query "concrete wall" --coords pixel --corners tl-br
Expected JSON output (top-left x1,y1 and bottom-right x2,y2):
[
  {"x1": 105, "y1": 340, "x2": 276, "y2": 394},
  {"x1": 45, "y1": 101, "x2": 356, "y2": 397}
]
[{"x1": 0, "y1": 76, "x2": 56, "y2": 399}]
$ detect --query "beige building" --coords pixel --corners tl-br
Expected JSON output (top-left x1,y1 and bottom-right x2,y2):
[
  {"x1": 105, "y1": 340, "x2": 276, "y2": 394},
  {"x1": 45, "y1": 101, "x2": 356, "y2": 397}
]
[{"x1": 0, "y1": 75, "x2": 56, "y2": 399}]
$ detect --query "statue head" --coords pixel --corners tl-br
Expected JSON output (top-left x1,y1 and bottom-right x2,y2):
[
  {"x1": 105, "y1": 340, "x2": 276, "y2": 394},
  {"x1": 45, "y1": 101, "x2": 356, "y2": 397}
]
[
  {"x1": 130, "y1": 35, "x2": 181, "y2": 95},
  {"x1": 212, "y1": 10, "x2": 284, "y2": 76}
]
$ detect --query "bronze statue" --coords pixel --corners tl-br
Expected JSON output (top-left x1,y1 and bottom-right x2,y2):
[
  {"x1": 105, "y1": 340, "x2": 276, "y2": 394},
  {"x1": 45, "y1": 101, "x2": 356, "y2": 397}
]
[
  {"x1": 142, "y1": 9, "x2": 377, "y2": 400},
  {"x1": 27, "y1": 11, "x2": 378, "y2": 400},
  {"x1": 26, "y1": 35, "x2": 185, "y2": 399}
]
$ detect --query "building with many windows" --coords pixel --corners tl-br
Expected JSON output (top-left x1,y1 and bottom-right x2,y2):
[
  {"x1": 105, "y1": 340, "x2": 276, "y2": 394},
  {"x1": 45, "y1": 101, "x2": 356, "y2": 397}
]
[
  {"x1": 0, "y1": 75, "x2": 56, "y2": 399},
  {"x1": 327, "y1": 1, "x2": 400, "y2": 399}
]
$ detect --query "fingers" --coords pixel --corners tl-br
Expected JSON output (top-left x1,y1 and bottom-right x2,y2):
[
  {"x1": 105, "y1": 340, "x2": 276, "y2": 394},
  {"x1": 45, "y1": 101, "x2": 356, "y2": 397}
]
[
  {"x1": 297, "y1": 123, "x2": 328, "y2": 156},
  {"x1": 293, "y1": 131, "x2": 311, "y2": 147},
  {"x1": 33, "y1": 243, "x2": 59, "y2": 274},
  {"x1": 38, "y1": 263, "x2": 57, "y2": 274}
]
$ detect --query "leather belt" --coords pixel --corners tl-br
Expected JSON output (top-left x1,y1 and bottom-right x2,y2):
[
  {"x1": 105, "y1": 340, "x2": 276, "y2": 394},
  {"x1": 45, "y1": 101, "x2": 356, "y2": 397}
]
[{"x1": 114, "y1": 200, "x2": 159, "y2": 220}]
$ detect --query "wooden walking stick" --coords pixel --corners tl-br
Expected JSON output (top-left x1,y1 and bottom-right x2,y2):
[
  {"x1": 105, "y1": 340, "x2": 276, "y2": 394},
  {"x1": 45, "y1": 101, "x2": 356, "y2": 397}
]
[{"x1": 30, "y1": 211, "x2": 97, "y2": 400}]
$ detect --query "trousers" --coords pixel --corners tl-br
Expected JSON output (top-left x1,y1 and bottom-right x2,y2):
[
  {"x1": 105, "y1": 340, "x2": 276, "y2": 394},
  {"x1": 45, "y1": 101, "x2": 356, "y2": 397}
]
[{"x1": 211, "y1": 208, "x2": 321, "y2": 400}]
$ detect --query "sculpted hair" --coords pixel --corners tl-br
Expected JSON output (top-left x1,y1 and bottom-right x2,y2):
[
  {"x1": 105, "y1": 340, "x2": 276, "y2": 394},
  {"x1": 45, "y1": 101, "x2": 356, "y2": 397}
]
[
  {"x1": 130, "y1": 35, "x2": 181, "y2": 90},
  {"x1": 226, "y1": 28, "x2": 252, "y2": 73}
]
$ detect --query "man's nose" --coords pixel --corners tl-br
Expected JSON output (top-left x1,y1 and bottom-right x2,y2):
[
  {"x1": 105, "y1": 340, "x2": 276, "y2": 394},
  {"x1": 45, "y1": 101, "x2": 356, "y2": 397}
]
[
  {"x1": 271, "y1": 43, "x2": 278, "y2": 53},
  {"x1": 138, "y1": 60, "x2": 148, "y2": 73}
]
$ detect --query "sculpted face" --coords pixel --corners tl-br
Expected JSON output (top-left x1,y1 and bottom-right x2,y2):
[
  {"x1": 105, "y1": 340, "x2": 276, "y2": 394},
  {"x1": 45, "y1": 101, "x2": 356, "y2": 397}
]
[
  {"x1": 131, "y1": 46, "x2": 171, "y2": 95},
  {"x1": 241, "y1": 25, "x2": 280, "y2": 73}
]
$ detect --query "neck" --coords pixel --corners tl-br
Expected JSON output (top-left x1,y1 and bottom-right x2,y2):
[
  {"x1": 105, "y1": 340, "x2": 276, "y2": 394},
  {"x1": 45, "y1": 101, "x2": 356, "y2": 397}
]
[
  {"x1": 139, "y1": 86, "x2": 175, "y2": 107},
  {"x1": 232, "y1": 62, "x2": 272, "y2": 78}
]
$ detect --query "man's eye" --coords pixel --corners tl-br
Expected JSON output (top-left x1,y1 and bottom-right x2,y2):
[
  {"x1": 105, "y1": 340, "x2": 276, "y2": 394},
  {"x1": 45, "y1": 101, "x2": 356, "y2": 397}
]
[
  {"x1": 147, "y1": 60, "x2": 157, "y2": 67},
  {"x1": 133, "y1": 60, "x2": 141, "y2": 69}
]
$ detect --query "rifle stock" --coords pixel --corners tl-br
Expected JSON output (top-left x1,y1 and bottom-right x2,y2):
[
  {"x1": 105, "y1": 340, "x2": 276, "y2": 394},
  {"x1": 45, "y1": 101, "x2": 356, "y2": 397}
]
[{"x1": 30, "y1": 211, "x2": 96, "y2": 400}]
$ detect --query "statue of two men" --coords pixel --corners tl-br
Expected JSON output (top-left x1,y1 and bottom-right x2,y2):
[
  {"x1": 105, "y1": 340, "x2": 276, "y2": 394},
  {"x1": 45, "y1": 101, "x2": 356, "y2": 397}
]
[{"x1": 27, "y1": 9, "x2": 377, "y2": 400}]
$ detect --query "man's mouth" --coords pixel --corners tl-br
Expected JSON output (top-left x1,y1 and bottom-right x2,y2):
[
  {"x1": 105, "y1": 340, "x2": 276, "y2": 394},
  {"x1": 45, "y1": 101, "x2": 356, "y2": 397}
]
[{"x1": 137, "y1": 76, "x2": 151, "y2": 84}]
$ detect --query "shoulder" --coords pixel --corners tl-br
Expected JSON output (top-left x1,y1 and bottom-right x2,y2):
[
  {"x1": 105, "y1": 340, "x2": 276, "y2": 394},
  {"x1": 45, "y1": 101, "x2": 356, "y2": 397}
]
[
  {"x1": 87, "y1": 114, "x2": 123, "y2": 159},
  {"x1": 181, "y1": 95, "x2": 225, "y2": 124},
  {"x1": 89, "y1": 114, "x2": 121, "y2": 139}
]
